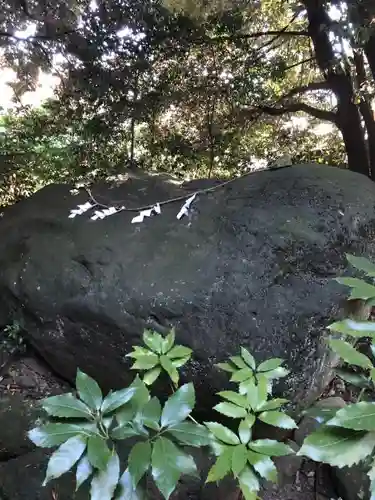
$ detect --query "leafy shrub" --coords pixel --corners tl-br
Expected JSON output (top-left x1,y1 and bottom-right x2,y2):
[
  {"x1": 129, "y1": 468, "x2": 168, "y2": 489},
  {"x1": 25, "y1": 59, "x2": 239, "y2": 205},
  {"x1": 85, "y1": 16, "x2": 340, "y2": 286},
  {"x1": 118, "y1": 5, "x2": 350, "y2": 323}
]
[{"x1": 28, "y1": 330, "x2": 296, "y2": 499}]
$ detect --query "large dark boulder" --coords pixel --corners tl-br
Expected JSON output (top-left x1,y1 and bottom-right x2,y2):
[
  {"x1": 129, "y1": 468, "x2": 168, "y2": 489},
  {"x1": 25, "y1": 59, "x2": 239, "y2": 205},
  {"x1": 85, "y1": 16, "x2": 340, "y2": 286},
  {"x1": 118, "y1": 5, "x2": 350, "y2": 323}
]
[{"x1": 0, "y1": 165, "x2": 374, "y2": 414}]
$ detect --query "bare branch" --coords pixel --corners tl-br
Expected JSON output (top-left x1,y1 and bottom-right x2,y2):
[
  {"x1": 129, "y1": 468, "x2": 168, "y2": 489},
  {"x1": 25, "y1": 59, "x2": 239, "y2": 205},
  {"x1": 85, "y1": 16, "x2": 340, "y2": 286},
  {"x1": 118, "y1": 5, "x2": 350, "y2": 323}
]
[
  {"x1": 259, "y1": 103, "x2": 337, "y2": 122},
  {"x1": 281, "y1": 80, "x2": 333, "y2": 99}
]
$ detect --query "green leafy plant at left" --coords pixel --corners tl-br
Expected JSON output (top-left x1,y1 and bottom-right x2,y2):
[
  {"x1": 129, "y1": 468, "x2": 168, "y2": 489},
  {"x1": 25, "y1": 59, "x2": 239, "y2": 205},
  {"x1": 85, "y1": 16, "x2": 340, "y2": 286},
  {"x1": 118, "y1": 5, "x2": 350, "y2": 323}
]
[{"x1": 28, "y1": 328, "x2": 298, "y2": 499}]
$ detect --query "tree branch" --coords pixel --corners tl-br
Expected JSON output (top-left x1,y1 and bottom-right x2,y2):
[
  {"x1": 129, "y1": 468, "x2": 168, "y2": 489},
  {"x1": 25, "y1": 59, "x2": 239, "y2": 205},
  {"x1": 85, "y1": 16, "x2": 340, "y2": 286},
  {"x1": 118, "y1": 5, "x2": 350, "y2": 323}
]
[
  {"x1": 259, "y1": 103, "x2": 337, "y2": 122},
  {"x1": 207, "y1": 30, "x2": 309, "y2": 44},
  {"x1": 281, "y1": 80, "x2": 333, "y2": 99}
]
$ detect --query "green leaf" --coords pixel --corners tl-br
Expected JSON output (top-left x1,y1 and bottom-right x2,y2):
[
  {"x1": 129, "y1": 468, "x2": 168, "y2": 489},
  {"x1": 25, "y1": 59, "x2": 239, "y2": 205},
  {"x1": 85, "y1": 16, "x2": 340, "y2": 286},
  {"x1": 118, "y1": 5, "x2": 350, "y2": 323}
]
[
  {"x1": 167, "y1": 422, "x2": 211, "y2": 447},
  {"x1": 336, "y1": 368, "x2": 371, "y2": 388},
  {"x1": 232, "y1": 444, "x2": 248, "y2": 476},
  {"x1": 161, "y1": 383, "x2": 195, "y2": 428},
  {"x1": 336, "y1": 277, "x2": 375, "y2": 300},
  {"x1": 43, "y1": 436, "x2": 86, "y2": 486},
  {"x1": 87, "y1": 435, "x2": 112, "y2": 470},
  {"x1": 231, "y1": 368, "x2": 253, "y2": 383},
  {"x1": 327, "y1": 402, "x2": 375, "y2": 431},
  {"x1": 206, "y1": 447, "x2": 233, "y2": 482},
  {"x1": 76, "y1": 369, "x2": 103, "y2": 411},
  {"x1": 257, "y1": 358, "x2": 284, "y2": 372},
  {"x1": 249, "y1": 439, "x2": 294, "y2": 456},
  {"x1": 303, "y1": 406, "x2": 341, "y2": 423},
  {"x1": 247, "y1": 451, "x2": 277, "y2": 482},
  {"x1": 116, "y1": 469, "x2": 145, "y2": 500},
  {"x1": 161, "y1": 328, "x2": 175, "y2": 354},
  {"x1": 101, "y1": 387, "x2": 135, "y2": 415},
  {"x1": 127, "y1": 346, "x2": 156, "y2": 358},
  {"x1": 217, "y1": 391, "x2": 248, "y2": 408},
  {"x1": 143, "y1": 330, "x2": 164, "y2": 354},
  {"x1": 129, "y1": 441, "x2": 152, "y2": 486},
  {"x1": 216, "y1": 362, "x2": 237, "y2": 373},
  {"x1": 111, "y1": 424, "x2": 143, "y2": 440},
  {"x1": 230, "y1": 356, "x2": 248, "y2": 369},
  {"x1": 238, "y1": 466, "x2": 260, "y2": 498},
  {"x1": 42, "y1": 393, "x2": 93, "y2": 419},
  {"x1": 239, "y1": 418, "x2": 254, "y2": 445},
  {"x1": 160, "y1": 355, "x2": 179, "y2": 384},
  {"x1": 171, "y1": 356, "x2": 190, "y2": 368},
  {"x1": 329, "y1": 319, "x2": 375, "y2": 338},
  {"x1": 137, "y1": 397, "x2": 161, "y2": 431},
  {"x1": 329, "y1": 338, "x2": 373, "y2": 369},
  {"x1": 258, "y1": 411, "x2": 297, "y2": 429},
  {"x1": 371, "y1": 368, "x2": 375, "y2": 384},
  {"x1": 152, "y1": 437, "x2": 197, "y2": 499},
  {"x1": 131, "y1": 354, "x2": 160, "y2": 370},
  {"x1": 346, "y1": 254, "x2": 375, "y2": 277},
  {"x1": 244, "y1": 379, "x2": 267, "y2": 411},
  {"x1": 143, "y1": 367, "x2": 162, "y2": 385},
  {"x1": 298, "y1": 427, "x2": 375, "y2": 467},
  {"x1": 214, "y1": 402, "x2": 248, "y2": 418},
  {"x1": 166, "y1": 345, "x2": 192, "y2": 359},
  {"x1": 240, "y1": 347, "x2": 256, "y2": 369},
  {"x1": 90, "y1": 451, "x2": 120, "y2": 500},
  {"x1": 205, "y1": 422, "x2": 240, "y2": 445},
  {"x1": 76, "y1": 454, "x2": 93, "y2": 490},
  {"x1": 257, "y1": 398, "x2": 288, "y2": 411},
  {"x1": 28, "y1": 423, "x2": 98, "y2": 448}
]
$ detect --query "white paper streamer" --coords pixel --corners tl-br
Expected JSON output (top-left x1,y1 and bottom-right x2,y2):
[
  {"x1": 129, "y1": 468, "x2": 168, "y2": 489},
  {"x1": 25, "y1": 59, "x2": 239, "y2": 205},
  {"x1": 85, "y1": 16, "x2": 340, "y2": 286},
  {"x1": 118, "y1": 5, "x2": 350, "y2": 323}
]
[
  {"x1": 131, "y1": 203, "x2": 161, "y2": 223},
  {"x1": 176, "y1": 194, "x2": 196, "y2": 220}
]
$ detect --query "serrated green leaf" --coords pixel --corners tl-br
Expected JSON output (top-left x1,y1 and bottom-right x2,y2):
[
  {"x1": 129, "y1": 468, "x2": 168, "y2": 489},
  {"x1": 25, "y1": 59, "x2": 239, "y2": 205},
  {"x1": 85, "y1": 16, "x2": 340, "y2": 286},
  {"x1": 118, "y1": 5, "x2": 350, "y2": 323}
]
[
  {"x1": 129, "y1": 441, "x2": 152, "y2": 486},
  {"x1": 336, "y1": 368, "x2": 371, "y2": 388},
  {"x1": 137, "y1": 397, "x2": 161, "y2": 430},
  {"x1": 327, "y1": 402, "x2": 375, "y2": 431},
  {"x1": 258, "y1": 411, "x2": 297, "y2": 429},
  {"x1": 216, "y1": 362, "x2": 237, "y2": 373},
  {"x1": 87, "y1": 435, "x2": 112, "y2": 470},
  {"x1": 166, "y1": 345, "x2": 192, "y2": 359},
  {"x1": 167, "y1": 422, "x2": 211, "y2": 447},
  {"x1": 76, "y1": 369, "x2": 103, "y2": 411},
  {"x1": 143, "y1": 329, "x2": 164, "y2": 353},
  {"x1": 346, "y1": 254, "x2": 375, "y2": 277},
  {"x1": 242, "y1": 380, "x2": 259, "y2": 410},
  {"x1": 238, "y1": 466, "x2": 260, "y2": 497},
  {"x1": 161, "y1": 383, "x2": 195, "y2": 428},
  {"x1": 298, "y1": 427, "x2": 375, "y2": 467},
  {"x1": 239, "y1": 418, "x2": 254, "y2": 445},
  {"x1": 205, "y1": 422, "x2": 240, "y2": 445},
  {"x1": 43, "y1": 436, "x2": 86, "y2": 486},
  {"x1": 143, "y1": 367, "x2": 162, "y2": 386},
  {"x1": 111, "y1": 424, "x2": 143, "y2": 440},
  {"x1": 214, "y1": 402, "x2": 248, "y2": 418},
  {"x1": 257, "y1": 398, "x2": 288, "y2": 411},
  {"x1": 76, "y1": 454, "x2": 93, "y2": 491},
  {"x1": 42, "y1": 393, "x2": 93, "y2": 419},
  {"x1": 329, "y1": 319, "x2": 375, "y2": 338},
  {"x1": 249, "y1": 439, "x2": 294, "y2": 456},
  {"x1": 371, "y1": 368, "x2": 375, "y2": 384},
  {"x1": 90, "y1": 451, "x2": 120, "y2": 500},
  {"x1": 161, "y1": 328, "x2": 175, "y2": 354},
  {"x1": 160, "y1": 355, "x2": 179, "y2": 384},
  {"x1": 232, "y1": 444, "x2": 248, "y2": 476},
  {"x1": 206, "y1": 446, "x2": 233, "y2": 482},
  {"x1": 115, "y1": 469, "x2": 145, "y2": 500},
  {"x1": 231, "y1": 356, "x2": 248, "y2": 369},
  {"x1": 28, "y1": 423, "x2": 98, "y2": 448},
  {"x1": 231, "y1": 367, "x2": 253, "y2": 383},
  {"x1": 303, "y1": 406, "x2": 341, "y2": 423},
  {"x1": 247, "y1": 451, "x2": 277, "y2": 482},
  {"x1": 131, "y1": 354, "x2": 160, "y2": 370},
  {"x1": 257, "y1": 358, "x2": 284, "y2": 372},
  {"x1": 240, "y1": 347, "x2": 256, "y2": 369},
  {"x1": 101, "y1": 387, "x2": 136, "y2": 415},
  {"x1": 336, "y1": 277, "x2": 375, "y2": 300},
  {"x1": 329, "y1": 338, "x2": 373, "y2": 369},
  {"x1": 217, "y1": 391, "x2": 249, "y2": 408},
  {"x1": 127, "y1": 346, "x2": 155, "y2": 358},
  {"x1": 152, "y1": 437, "x2": 197, "y2": 499}
]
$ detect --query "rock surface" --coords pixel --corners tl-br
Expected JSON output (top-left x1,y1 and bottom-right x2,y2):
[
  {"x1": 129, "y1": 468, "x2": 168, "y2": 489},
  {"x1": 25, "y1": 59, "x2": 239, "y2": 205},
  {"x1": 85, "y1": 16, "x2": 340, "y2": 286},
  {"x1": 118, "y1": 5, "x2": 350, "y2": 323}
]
[{"x1": 0, "y1": 165, "x2": 374, "y2": 414}]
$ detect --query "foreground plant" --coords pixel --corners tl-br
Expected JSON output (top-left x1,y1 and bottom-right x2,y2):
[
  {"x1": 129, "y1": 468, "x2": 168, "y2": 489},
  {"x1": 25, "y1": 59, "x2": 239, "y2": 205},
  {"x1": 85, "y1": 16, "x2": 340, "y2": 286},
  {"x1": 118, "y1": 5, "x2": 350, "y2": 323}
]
[
  {"x1": 299, "y1": 254, "x2": 375, "y2": 498},
  {"x1": 28, "y1": 330, "x2": 296, "y2": 499}
]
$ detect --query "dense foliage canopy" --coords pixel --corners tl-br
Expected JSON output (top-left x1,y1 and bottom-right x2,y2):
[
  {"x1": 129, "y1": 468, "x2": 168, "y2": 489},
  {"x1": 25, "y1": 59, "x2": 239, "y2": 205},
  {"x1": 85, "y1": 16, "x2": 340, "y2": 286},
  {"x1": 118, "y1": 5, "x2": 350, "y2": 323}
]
[{"x1": 0, "y1": 0, "x2": 374, "y2": 205}]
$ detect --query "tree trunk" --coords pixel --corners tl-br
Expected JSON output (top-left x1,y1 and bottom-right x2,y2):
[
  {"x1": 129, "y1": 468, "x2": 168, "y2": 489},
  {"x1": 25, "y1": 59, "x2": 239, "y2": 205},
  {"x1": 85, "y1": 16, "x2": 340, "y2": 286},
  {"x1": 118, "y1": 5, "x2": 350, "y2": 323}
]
[
  {"x1": 302, "y1": 0, "x2": 370, "y2": 177},
  {"x1": 365, "y1": 34, "x2": 375, "y2": 81}
]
